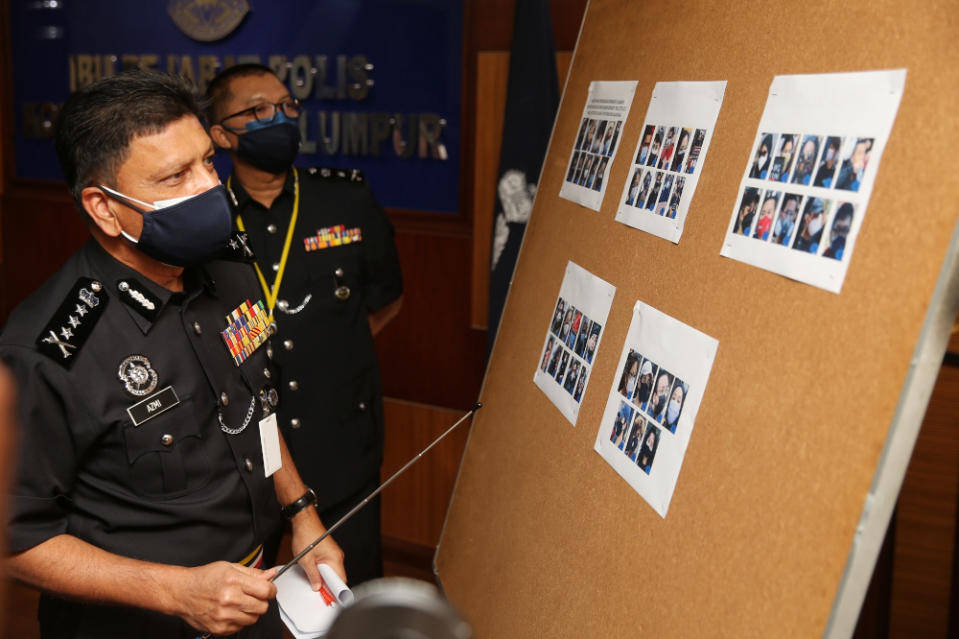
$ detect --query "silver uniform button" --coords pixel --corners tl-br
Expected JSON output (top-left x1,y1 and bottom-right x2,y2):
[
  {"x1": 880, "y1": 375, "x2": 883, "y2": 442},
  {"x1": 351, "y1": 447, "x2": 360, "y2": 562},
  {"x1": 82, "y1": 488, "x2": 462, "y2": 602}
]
[
  {"x1": 283, "y1": 339, "x2": 294, "y2": 350},
  {"x1": 244, "y1": 458, "x2": 254, "y2": 472},
  {"x1": 358, "y1": 401, "x2": 367, "y2": 411},
  {"x1": 277, "y1": 299, "x2": 289, "y2": 311},
  {"x1": 272, "y1": 262, "x2": 280, "y2": 272},
  {"x1": 90, "y1": 280, "x2": 102, "y2": 292},
  {"x1": 263, "y1": 368, "x2": 271, "y2": 379},
  {"x1": 161, "y1": 434, "x2": 174, "y2": 446},
  {"x1": 267, "y1": 223, "x2": 278, "y2": 234},
  {"x1": 288, "y1": 380, "x2": 299, "y2": 391},
  {"x1": 220, "y1": 392, "x2": 229, "y2": 406},
  {"x1": 118, "y1": 281, "x2": 129, "y2": 292},
  {"x1": 193, "y1": 321, "x2": 202, "y2": 335},
  {"x1": 290, "y1": 418, "x2": 301, "y2": 429},
  {"x1": 266, "y1": 345, "x2": 274, "y2": 359},
  {"x1": 334, "y1": 267, "x2": 344, "y2": 278}
]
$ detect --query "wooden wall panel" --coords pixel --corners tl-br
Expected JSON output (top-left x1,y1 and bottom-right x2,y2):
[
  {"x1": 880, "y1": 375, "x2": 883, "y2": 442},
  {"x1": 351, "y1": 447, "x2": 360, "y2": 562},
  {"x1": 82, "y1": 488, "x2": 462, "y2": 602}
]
[
  {"x1": 380, "y1": 399, "x2": 470, "y2": 547},
  {"x1": 889, "y1": 362, "x2": 959, "y2": 636}
]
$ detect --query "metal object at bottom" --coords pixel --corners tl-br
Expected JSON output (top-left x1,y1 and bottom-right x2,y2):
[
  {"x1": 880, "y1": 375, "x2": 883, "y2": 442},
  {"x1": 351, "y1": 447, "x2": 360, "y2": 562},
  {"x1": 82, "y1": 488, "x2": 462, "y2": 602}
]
[{"x1": 326, "y1": 578, "x2": 472, "y2": 639}]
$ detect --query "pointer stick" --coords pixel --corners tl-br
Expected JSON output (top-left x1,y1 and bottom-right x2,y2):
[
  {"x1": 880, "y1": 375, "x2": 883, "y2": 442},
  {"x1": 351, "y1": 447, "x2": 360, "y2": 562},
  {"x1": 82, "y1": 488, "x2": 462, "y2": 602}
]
[{"x1": 198, "y1": 402, "x2": 482, "y2": 638}]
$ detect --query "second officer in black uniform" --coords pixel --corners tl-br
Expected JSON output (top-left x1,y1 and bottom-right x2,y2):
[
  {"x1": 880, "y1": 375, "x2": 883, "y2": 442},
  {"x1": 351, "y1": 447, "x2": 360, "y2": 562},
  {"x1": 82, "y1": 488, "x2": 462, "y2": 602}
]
[{"x1": 207, "y1": 64, "x2": 404, "y2": 585}]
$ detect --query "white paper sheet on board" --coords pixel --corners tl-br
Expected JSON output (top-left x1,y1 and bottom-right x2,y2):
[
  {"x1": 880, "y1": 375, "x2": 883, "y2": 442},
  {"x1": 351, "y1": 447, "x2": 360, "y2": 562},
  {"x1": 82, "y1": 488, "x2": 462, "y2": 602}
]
[
  {"x1": 719, "y1": 69, "x2": 906, "y2": 293},
  {"x1": 593, "y1": 302, "x2": 718, "y2": 517},
  {"x1": 533, "y1": 261, "x2": 616, "y2": 425},
  {"x1": 559, "y1": 80, "x2": 639, "y2": 211},
  {"x1": 615, "y1": 81, "x2": 726, "y2": 243}
]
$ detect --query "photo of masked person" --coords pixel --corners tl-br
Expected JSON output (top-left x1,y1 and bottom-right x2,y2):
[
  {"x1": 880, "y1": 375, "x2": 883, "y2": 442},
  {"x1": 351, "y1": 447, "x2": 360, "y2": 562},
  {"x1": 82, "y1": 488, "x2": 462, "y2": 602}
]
[
  {"x1": 625, "y1": 169, "x2": 643, "y2": 206},
  {"x1": 753, "y1": 191, "x2": 779, "y2": 241},
  {"x1": 645, "y1": 171, "x2": 663, "y2": 210},
  {"x1": 567, "y1": 310, "x2": 583, "y2": 348},
  {"x1": 540, "y1": 337, "x2": 555, "y2": 372},
  {"x1": 574, "y1": 370, "x2": 587, "y2": 403},
  {"x1": 617, "y1": 351, "x2": 642, "y2": 401},
  {"x1": 771, "y1": 193, "x2": 802, "y2": 246},
  {"x1": 566, "y1": 151, "x2": 581, "y2": 182},
  {"x1": 769, "y1": 133, "x2": 797, "y2": 182},
  {"x1": 547, "y1": 342, "x2": 563, "y2": 377},
  {"x1": 608, "y1": 121, "x2": 622, "y2": 156},
  {"x1": 574, "y1": 318, "x2": 592, "y2": 357},
  {"x1": 575, "y1": 117, "x2": 590, "y2": 150},
  {"x1": 634, "y1": 359, "x2": 657, "y2": 406},
  {"x1": 658, "y1": 126, "x2": 676, "y2": 170},
  {"x1": 551, "y1": 298, "x2": 566, "y2": 335},
  {"x1": 733, "y1": 187, "x2": 760, "y2": 236},
  {"x1": 635, "y1": 170, "x2": 653, "y2": 210},
  {"x1": 612, "y1": 401, "x2": 635, "y2": 448},
  {"x1": 584, "y1": 322, "x2": 601, "y2": 364},
  {"x1": 814, "y1": 136, "x2": 842, "y2": 187},
  {"x1": 636, "y1": 125, "x2": 655, "y2": 165},
  {"x1": 646, "y1": 128, "x2": 663, "y2": 167},
  {"x1": 643, "y1": 369, "x2": 674, "y2": 423},
  {"x1": 793, "y1": 197, "x2": 830, "y2": 253},
  {"x1": 558, "y1": 305, "x2": 574, "y2": 343},
  {"x1": 624, "y1": 414, "x2": 646, "y2": 462},
  {"x1": 671, "y1": 128, "x2": 691, "y2": 173},
  {"x1": 637, "y1": 423, "x2": 662, "y2": 475},
  {"x1": 663, "y1": 380, "x2": 688, "y2": 434},
  {"x1": 555, "y1": 350, "x2": 570, "y2": 383},
  {"x1": 749, "y1": 133, "x2": 775, "y2": 179},
  {"x1": 564, "y1": 360, "x2": 581, "y2": 394},
  {"x1": 591, "y1": 120, "x2": 607, "y2": 153},
  {"x1": 593, "y1": 156, "x2": 609, "y2": 192},
  {"x1": 667, "y1": 177, "x2": 685, "y2": 219},
  {"x1": 823, "y1": 202, "x2": 855, "y2": 260},
  {"x1": 834, "y1": 137, "x2": 873, "y2": 191},
  {"x1": 791, "y1": 135, "x2": 821, "y2": 185},
  {"x1": 654, "y1": 174, "x2": 674, "y2": 216},
  {"x1": 686, "y1": 128, "x2": 706, "y2": 175}
]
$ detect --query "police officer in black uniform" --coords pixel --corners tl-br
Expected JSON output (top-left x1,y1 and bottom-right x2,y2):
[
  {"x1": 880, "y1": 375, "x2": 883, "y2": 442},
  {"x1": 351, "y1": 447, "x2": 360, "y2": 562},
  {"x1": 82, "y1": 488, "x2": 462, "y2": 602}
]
[
  {"x1": 0, "y1": 72, "x2": 345, "y2": 639},
  {"x1": 206, "y1": 65, "x2": 403, "y2": 585}
]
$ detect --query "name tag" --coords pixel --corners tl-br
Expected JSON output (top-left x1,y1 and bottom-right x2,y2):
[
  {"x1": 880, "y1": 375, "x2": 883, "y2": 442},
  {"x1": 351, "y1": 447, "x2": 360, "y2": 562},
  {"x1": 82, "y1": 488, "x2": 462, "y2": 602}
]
[{"x1": 127, "y1": 386, "x2": 180, "y2": 427}]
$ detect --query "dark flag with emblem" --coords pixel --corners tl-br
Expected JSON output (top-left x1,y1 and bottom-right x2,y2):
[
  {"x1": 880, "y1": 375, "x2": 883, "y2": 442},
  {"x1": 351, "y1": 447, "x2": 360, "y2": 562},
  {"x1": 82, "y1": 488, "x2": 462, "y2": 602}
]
[{"x1": 488, "y1": 0, "x2": 559, "y2": 353}]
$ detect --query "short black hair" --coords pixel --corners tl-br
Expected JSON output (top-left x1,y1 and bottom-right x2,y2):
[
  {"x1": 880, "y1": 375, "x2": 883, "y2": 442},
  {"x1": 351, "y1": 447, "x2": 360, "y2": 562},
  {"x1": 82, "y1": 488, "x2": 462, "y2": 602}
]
[
  {"x1": 205, "y1": 63, "x2": 277, "y2": 125},
  {"x1": 54, "y1": 71, "x2": 203, "y2": 202}
]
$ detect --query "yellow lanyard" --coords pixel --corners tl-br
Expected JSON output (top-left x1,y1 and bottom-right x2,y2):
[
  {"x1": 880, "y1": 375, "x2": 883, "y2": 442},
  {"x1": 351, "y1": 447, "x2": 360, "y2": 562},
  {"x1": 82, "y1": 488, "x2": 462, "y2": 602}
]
[{"x1": 230, "y1": 167, "x2": 300, "y2": 322}]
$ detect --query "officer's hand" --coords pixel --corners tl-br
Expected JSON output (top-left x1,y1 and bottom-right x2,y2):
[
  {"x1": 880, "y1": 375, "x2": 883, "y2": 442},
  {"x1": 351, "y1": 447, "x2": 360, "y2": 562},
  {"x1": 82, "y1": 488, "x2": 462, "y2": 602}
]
[
  {"x1": 174, "y1": 561, "x2": 278, "y2": 635},
  {"x1": 291, "y1": 509, "x2": 347, "y2": 589}
]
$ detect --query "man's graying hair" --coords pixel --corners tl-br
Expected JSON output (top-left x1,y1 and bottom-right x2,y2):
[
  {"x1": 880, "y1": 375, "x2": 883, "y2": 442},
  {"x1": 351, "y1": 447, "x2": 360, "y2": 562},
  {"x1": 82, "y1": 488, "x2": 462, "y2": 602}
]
[{"x1": 54, "y1": 71, "x2": 204, "y2": 202}]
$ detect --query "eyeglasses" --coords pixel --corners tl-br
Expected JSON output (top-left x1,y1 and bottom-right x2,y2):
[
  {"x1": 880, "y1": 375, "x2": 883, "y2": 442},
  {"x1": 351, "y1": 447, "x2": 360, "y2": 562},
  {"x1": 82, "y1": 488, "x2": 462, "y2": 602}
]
[{"x1": 220, "y1": 98, "x2": 301, "y2": 128}]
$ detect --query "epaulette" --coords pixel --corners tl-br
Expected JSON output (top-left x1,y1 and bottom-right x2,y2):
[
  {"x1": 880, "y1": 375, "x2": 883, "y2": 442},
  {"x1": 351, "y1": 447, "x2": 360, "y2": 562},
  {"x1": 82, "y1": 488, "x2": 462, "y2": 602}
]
[
  {"x1": 305, "y1": 166, "x2": 365, "y2": 183},
  {"x1": 35, "y1": 278, "x2": 108, "y2": 367}
]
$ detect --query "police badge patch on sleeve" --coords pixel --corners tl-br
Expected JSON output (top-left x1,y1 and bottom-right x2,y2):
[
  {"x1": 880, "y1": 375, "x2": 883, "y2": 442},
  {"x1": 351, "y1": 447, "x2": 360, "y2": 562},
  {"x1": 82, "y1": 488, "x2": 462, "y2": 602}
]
[{"x1": 35, "y1": 278, "x2": 108, "y2": 368}]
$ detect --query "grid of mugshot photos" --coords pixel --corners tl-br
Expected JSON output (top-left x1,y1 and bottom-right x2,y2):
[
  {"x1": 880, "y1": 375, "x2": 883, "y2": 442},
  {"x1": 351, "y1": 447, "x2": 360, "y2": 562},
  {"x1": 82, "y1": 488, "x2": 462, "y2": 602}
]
[
  {"x1": 622, "y1": 124, "x2": 707, "y2": 218},
  {"x1": 733, "y1": 134, "x2": 872, "y2": 260},
  {"x1": 608, "y1": 349, "x2": 689, "y2": 475},
  {"x1": 565, "y1": 118, "x2": 623, "y2": 192},
  {"x1": 539, "y1": 297, "x2": 603, "y2": 404}
]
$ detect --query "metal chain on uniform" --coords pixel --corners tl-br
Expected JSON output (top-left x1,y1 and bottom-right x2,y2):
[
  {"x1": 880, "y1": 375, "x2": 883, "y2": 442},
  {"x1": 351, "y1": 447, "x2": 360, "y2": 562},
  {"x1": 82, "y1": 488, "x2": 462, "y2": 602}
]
[
  {"x1": 228, "y1": 167, "x2": 301, "y2": 323},
  {"x1": 218, "y1": 394, "x2": 257, "y2": 435},
  {"x1": 275, "y1": 293, "x2": 311, "y2": 315}
]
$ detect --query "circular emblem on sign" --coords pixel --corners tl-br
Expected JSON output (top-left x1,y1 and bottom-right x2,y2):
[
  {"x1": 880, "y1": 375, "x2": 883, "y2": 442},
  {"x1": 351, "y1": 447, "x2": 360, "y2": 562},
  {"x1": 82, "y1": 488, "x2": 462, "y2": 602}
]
[
  {"x1": 167, "y1": 0, "x2": 250, "y2": 43},
  {"x1": 118, "y1": 355, "x2": 159, "y2": 397}
]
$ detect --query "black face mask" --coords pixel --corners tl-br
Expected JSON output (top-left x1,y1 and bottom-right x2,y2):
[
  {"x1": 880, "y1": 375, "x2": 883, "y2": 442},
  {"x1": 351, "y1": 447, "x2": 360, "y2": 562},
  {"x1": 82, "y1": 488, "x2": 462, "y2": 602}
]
[{"x1": 234, "y1": 114, "x2": 301, "y2": 174}]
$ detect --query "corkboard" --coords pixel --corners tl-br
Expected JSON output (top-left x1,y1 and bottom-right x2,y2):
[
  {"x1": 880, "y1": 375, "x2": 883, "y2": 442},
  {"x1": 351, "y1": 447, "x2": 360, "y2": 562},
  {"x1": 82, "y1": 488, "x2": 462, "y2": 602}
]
[{"x1": 436, "y1": 0, "x2": 959, "y2": 637}]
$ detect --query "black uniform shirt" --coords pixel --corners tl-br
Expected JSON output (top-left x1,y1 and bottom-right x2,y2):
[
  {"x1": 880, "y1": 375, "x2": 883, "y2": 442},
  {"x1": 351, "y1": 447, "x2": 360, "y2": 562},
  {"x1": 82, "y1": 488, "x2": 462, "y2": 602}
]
[
  {"x1": 0, "y1": 239, "x2": 282, "y2": 566},
  {"x1": 229, "y1": 167, "x2": 402, "y2": 508}
]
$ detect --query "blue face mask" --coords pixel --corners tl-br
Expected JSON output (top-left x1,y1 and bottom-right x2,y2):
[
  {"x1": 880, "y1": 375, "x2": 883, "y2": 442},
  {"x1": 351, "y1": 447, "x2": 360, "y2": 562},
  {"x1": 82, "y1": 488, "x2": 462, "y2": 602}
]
[
  {"x1": 99, "y1": 184, "x2": 233, "y2": 267},
  {"x1": 235, "y1": 112, "x2": 301, "y2": 174}
]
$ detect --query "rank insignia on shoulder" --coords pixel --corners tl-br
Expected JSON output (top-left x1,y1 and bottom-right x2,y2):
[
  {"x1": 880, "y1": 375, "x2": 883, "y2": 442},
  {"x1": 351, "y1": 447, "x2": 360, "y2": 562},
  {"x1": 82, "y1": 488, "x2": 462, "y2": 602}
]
[
  {"x1": 306, "y1": 166, "x2": 365, "y2": 183},
  {"x1": 220, "y1": 299, "x2": 275, "y2": 367},
  {"x1": 304, "y1": 224, "x2": 363, "y2": 252},
  {"x1": 116, "y1": 278, "x2": 162, "y2": 322},
  {"x1": 35, "y1": 278, "x2": 108, "y2": 367},
  {"x1": 223, "y1": 232, "x2": 256, "y2": 263}
]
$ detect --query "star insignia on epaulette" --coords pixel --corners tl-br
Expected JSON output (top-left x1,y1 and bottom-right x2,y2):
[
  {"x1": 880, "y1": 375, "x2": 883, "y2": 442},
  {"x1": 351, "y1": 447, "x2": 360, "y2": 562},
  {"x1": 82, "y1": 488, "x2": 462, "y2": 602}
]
[{"x1": 35, "y1": 278, "x2": 108, "y2": 367}]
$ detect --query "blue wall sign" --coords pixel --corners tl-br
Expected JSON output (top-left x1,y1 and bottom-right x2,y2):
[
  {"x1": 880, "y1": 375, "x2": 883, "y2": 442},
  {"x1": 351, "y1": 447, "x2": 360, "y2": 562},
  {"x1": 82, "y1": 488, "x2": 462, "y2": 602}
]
[{"x1": 11, "y1": 0, "x2": 462, "y2": 213}]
